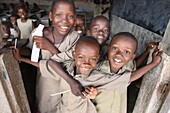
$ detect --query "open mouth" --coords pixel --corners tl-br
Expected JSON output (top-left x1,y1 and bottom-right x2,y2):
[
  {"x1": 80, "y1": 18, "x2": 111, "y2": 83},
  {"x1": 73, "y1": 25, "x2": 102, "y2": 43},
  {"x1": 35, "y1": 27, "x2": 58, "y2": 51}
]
[
  {"x1": 59, "y1": 25, "x2": 69, "y2": 32},
  {"x1": 80, "y1": 67, "x2": 90, "y2": 71},
  {"x1": 77, "y1": 30, "x2": 82, "y2": 34},
  {"x1": 97, "y1": 35, "x2": 104, "y2": 39},
  {"x1": 113, "y1": 58, "x2": 122, "y2": 63}
]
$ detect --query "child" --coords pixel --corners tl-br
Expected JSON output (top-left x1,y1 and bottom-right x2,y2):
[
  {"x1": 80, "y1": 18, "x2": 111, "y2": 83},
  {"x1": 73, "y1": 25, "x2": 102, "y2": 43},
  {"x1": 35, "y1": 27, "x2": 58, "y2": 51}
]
[
  {"x1": 87, "y1": 15, "x2": 110, "y2": 61},
  {"x1": 47, "y1": 36, "x2": 133, "y2": 113},
  {"x1": 17, "y1": 6, "x2": 35, "y2": 40},
  {"x1": 1, "y1": 21, "x2": 11, "y2": 39},
  {"x1": 12, "y1": 0, "x2": 83, "y2": 112},
  {"x1": 93, "y1": 32, "x2": 162, "y2": 113},
  {"x1": 9, "y1": 14, "x2": 20, "y2": 38},
  {"x1": 74, "y1": 16, "x2": 86, "y2": 36}
]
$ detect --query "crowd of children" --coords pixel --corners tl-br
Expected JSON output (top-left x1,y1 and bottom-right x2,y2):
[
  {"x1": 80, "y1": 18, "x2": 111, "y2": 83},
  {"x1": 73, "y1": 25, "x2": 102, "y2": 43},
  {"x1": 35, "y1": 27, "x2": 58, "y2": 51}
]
[{"x1": 0, "y1": 0, "x2": 162, "y2": 113}]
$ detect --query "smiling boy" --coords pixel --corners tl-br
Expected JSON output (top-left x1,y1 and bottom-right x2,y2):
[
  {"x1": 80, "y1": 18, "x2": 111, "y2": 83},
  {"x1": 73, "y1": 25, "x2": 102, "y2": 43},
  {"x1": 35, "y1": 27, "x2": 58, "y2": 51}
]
[{"x1": 93, "y1": 32, "x2": 162, "y2": 113}]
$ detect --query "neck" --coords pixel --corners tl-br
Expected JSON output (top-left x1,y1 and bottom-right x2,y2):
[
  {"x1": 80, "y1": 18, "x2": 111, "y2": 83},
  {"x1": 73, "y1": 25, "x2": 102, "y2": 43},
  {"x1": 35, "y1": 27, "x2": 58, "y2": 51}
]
[
  {"x1": 110, "y1": 68, "x2": 119, "y2": 73},
  {"x1": 21, "y1": 18, "x2": 27, "y2": 22},
  {"x1": 52, "y1": 28, "x2": 65, "y2": 44}
]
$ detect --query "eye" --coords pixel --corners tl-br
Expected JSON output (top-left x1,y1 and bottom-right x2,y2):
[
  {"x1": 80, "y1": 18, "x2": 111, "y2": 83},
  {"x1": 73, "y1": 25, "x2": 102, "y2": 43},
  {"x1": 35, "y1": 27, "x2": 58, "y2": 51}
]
[
  {"x1": 78, "y1": 56, "x2": 84, "y2": 60},
  {"x1": 112, "y1": 46, "x2": 118, "y2": 51},
  {"x1": 80, "y1": 23, "x2": 84, "y2": 27},
  {"x1": 56, "y1": 13, "x2": 62, "y2": 17},
  {"x1": 68, "y1": 15, "x2": 74, "y2": 19},
  {"x1": 124, "y1": 50, "x2": 130, "y2": 55},
  {"x1": 90, "y1": 58, "x2": 97, "y2": 62},
  {"x1": 103, "y1": 29, "x2": 109, "y2": 33},
  {"x1": 94, "y1": 27, "x2": 99, "y2": 31}
]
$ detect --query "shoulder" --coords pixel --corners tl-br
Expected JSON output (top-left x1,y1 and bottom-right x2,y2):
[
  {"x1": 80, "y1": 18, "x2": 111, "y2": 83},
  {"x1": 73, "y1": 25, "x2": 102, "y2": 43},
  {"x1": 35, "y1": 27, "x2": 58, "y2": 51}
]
[
  {"x1": 43, "y1": 27, "x2": 53, "y2": 40},
  {"x1": 17, "y1": 18, "x2": 21, "y2": 22},
  {"x1": 67, "y1": 30, "x2": 80, "y2": 41}
]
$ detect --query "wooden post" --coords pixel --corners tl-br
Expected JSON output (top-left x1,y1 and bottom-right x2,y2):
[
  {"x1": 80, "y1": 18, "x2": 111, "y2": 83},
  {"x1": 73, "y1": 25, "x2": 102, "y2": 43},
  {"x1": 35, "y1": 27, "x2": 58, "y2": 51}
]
[
  {"x1": 133, "y1": 20, "x2": 170, "y2": 113},
  {"x1": 159, "y1": 89, "x2": 170, "y2": 113},
  {"x1": 0, "y1": 50, "x2": 31, "y2": 113}
]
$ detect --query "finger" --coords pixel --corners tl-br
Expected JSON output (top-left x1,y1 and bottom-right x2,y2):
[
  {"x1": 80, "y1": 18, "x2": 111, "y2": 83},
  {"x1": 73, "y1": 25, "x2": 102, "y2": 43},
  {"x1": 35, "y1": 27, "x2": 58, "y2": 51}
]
[
  {"x1": 158, "y1": 51, "x2": 163, "y2": 56},
  {"x1": 80, "y1": 92, "x2": 86, "y2": 99},
  {"x1": 85, "y1": 88, "x2": 91, "y2": 94}
]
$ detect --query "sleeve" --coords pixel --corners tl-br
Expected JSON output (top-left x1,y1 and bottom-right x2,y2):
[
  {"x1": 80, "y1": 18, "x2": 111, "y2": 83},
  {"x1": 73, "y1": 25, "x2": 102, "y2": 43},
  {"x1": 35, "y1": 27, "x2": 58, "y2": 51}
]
[
  {"x1": 39, "y1": 60, "x2": 62, "y2": 80},
  {"x1": 51, "y1": 48, "x2": 74, "y2": 62},
  {"x1": 75, "y1": 70, "x2": 131, "y2": 92},
  {"x1": 51, "y1": 31, "x2": 80, "y2": 62}
]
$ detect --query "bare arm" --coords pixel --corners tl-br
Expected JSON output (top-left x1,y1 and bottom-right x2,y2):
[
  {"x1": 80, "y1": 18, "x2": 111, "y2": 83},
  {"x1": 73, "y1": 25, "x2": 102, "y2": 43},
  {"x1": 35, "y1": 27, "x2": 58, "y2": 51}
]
[
  {"x1": 48, "y1": 59, "x2": 85, "y2": 98},
  {"x1": 130, "y1": 50, "x2": 162, "y2": 83},
  {"x1": 12, "y1": 48, "x2": 39, "y2": 67},
  {"x1": 136, "y1": 42, "x2": 159, "y2": 67},
  {"x1": 33, "y1": 36, "x2": 60, "y2": 55}
]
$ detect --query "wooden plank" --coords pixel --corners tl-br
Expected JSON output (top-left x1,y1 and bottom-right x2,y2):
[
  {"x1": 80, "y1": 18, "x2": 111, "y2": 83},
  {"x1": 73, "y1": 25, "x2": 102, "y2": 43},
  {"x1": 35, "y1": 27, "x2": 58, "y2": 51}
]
[
  {"x1": 133, "y1": 52, "x2": 170, "y2": 113},
  {"x1": 0, "y1": 50, "x2": 31, "y2": 113},
  {"x1": 159, "y1": 19, "x2": 170, "y2": 56},
  {"x1": 159, "y1": 89, "x2": 170, "y2": 113}
]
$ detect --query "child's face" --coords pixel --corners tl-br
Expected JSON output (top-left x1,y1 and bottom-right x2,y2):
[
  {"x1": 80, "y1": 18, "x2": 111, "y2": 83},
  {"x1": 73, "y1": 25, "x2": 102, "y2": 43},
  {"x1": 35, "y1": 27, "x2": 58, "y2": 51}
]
[
  {"x1": 10, "y1": 16, "x2": 17, "y2": 25},
  {"x1": 75, "y1": 17, "x2": 85, "y2": 36},
  {"x1": 108, "y1": 36, "x2": 136, "y2": 73},
  {"x1": 74, "y1": 43, "x2": 99, "y2": 75},
  {"x1": 17, "y1": 8, "x2": 27, "y2": 20},
  {"x1": 2, "y1": 24, "x2": 10, "y2": 38},
  {"x1": 50, "y1": 1, "x2": 76, "y2": 37},
  {"x1": 89, "y1": 18, "x2": 110, "y2": 45}
]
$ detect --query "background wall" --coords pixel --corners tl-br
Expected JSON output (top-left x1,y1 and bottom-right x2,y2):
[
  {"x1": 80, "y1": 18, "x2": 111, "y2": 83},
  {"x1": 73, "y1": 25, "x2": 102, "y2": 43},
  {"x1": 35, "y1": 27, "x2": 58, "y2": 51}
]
[{"x1": 110, "y1": 0, "x2": 170, "y2": 36}]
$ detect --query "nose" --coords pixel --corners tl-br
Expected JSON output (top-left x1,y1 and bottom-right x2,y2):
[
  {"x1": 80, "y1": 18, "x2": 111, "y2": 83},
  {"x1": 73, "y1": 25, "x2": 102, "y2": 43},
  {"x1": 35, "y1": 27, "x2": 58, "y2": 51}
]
[
  {"x1": 62, "y1": 15, "x2": 68, "y2": 23},
  {"x1": 83, "y1": 58, "x2": 90, "y2": 65},
  {"x1": 98, "y1": 29, "x2": 104, "y2": 35},
  {"x1": 115, "y1": 50, "x2": 123, "y2": 56}
]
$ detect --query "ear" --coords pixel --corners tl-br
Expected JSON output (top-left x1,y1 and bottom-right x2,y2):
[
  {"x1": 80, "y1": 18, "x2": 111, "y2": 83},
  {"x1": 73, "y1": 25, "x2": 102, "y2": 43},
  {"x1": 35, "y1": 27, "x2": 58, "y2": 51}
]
[
  {"x1": 72, "y1": 51, "x2": 76, "y2": 59},
  {"x1": 87, "y1": 30, "x2": 90, "y2": 36},
  {"x1": 131, "y1": 54, "x2": 136, "y2": 60},
  {"x1": 49, "y1": 12, "x2": 52, "y2": 21}
]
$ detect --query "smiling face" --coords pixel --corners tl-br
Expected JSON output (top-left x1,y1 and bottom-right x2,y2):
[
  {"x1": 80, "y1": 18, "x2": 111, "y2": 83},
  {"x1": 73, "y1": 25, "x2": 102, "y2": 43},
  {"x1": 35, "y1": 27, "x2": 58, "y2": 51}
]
[
  {"x1": 10, "y1": 16, "x2": 17, "y2": 25},
  {"x1": 75, "y1": 16, "x2": 85, "y2": 36},
  {"x1": 49, "y1": 1, "x2": 76, "y2": 38},
  {"x1": 108, "y1": 35, "x2": 137, "y2": 73},
  {"x1": 74, "y1": 40, "x2": 100, "y2": 75},
  {"x1": 17, "y1": 7, "x2": 27, "y2": 21},
  {"x1": 89, "y1": 16, "x2": 110, "y2": 45}
]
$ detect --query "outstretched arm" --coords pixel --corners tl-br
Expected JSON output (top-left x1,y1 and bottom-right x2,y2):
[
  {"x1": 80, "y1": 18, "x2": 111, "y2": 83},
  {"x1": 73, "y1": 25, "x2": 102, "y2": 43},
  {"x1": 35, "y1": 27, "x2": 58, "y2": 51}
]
[
  {"x1": 12, "y1": 48, "x2": 39, "y2": 67},
  {"x1": 48, "y1": 59, "x2": 85, "y2": 98},
  {"x1": 136, "y1": 42, "x2": 159, "y2": 67},
  {"x1": 130, "y1": 50, "x2": 162, "y2": 83}
]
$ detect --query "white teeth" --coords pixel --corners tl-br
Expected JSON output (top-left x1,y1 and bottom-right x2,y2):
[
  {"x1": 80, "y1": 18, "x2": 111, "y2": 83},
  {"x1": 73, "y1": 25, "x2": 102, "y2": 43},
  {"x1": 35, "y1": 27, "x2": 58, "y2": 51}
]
[
  {"x1": 60, "y1": 26, "x2": 68, "y2": 29},
  {"x1": 81, "y1": 67, "x2": 89, "y2": 71},
  {"x1": 114, "y1": 58, "x2": 122, "y2": 63},
  {"x1": 21, "y1": 15, "x2": 24, "y2": 18},
  {"x1": 77, "y1": 30, "x2": 82, "y2": 34},
  {"x1": 97, "y1": 35, "x2": 104, "y2": 39}
]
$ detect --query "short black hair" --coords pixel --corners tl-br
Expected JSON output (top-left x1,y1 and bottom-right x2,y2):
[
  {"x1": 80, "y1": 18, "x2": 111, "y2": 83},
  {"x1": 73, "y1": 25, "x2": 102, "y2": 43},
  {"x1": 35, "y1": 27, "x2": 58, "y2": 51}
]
[
  {"x1": 50, "y1": 0, "x2": 75, "y2": 12},
  {"x1": 17, "y1": 6, "x2": 28, "y2": 14},
  {"x1": 75, "y1": 36, "x2": 100, "y2": 52},
  {"x1": 90, "y1": 15, "x2": 109, "y2": 28}
]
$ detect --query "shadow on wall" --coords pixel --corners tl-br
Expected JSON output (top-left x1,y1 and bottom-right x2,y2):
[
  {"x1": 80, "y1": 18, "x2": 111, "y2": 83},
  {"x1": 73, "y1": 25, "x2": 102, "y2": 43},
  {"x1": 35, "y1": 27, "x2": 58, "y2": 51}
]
[{"x1": 110, "y1": 0, "x2": 170, "y2": 36}]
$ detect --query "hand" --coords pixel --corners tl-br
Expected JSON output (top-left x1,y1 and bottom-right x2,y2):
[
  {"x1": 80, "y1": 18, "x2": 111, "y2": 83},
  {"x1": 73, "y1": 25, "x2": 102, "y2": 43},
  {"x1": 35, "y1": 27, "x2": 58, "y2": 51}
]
[
  {"x1": 33, "y1": 36, "x2": 57, "y2": 54},
  {"x1": 68, "y1": 78, "x2": 85, "y2": 98},
  {"x1": 151, "y1": 49, "x2": 162, "y2": 66},
  {"x1": 82, "y1": 87, "x2": 98, "y2": 99},
  {"x1": 12, "y1": 48, "x2": 22, "y2": 61},
  {"x1": 146, "y1": 42, "x2": 159, "y2": 52}
]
